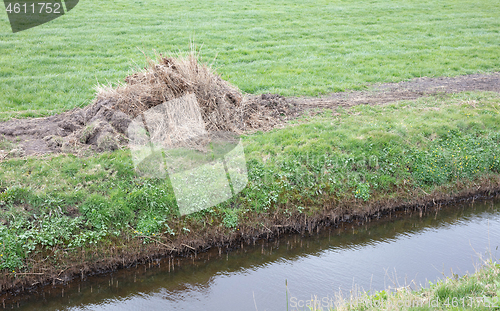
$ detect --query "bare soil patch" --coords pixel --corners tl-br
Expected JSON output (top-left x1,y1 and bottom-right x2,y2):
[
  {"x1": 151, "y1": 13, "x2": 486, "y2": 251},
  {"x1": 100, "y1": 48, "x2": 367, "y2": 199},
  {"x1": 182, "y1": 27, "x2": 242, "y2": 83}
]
[
  {"x1": 0, "y1": 72, "x2": 499, "y2": 158},
  {"x1": 296, "y1": 72, "x2": 500, "y2": 109}
]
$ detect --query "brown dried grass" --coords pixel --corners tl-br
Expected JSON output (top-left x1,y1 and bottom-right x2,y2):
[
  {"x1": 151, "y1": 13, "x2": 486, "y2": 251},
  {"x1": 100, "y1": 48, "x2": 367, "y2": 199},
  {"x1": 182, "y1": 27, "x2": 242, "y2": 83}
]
[
  {"x1": 95, "y1": 51, "x2": 244, "y2": 133},
  {"x1": 139, "y1": 93, "x2": 208, "y2": 149}
]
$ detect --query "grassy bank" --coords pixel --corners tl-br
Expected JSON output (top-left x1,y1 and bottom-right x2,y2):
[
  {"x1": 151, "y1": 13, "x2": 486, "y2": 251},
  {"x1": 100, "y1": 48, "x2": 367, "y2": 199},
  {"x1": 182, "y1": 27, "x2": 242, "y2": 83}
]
[
  {"x1": 1, "y1": 0, "x2": 500, "y2": 120},
  {"x1": 1, "y1": 91, "x2": 500, "y2": 283},
  {"x1": 313, "y1": 258, "x2": 500, "y2": 310}
]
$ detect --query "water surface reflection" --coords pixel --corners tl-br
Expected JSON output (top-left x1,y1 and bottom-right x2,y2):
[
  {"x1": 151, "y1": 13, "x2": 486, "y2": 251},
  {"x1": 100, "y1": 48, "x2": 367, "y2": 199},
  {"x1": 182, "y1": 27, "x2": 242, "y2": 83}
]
[{"x1": 6, "y1": 199, "x2": 500, "y2": 310}]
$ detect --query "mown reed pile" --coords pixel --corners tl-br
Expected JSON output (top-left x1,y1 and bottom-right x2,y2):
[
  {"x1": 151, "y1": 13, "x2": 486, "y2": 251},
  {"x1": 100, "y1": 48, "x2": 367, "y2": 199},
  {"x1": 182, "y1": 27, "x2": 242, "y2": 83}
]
[{"x1": 95, "y1": 53, "x2": 244, "y2": 134}]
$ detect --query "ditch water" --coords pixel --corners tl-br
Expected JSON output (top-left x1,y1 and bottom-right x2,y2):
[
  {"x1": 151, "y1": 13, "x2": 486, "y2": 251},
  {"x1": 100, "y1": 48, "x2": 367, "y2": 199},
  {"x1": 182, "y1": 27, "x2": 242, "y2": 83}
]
[{"x1": 4, "y1": 198, "x2": 500, "y2": 310}]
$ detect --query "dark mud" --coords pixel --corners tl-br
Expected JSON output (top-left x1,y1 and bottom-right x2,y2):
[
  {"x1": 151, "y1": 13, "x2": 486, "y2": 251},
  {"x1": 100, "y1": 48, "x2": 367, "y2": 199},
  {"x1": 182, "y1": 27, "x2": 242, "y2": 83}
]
[{"x1": 1, "y1": 72, "x2": 499, "y2": 158}]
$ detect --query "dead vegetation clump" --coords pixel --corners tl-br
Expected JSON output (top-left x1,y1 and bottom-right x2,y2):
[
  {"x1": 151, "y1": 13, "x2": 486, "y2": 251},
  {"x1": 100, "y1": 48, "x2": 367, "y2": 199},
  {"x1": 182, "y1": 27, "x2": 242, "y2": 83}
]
[
  {"x1": 96, "y1": 53, "x2": 244, "y2": 134},
  {"x1": 78, "y1": 53, "x2": 300, "y2": 152}
]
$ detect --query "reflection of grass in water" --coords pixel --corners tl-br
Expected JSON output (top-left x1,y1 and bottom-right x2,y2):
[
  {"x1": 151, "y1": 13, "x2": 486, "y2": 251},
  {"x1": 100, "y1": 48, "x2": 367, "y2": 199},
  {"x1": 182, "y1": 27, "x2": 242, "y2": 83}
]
[{"x1": 290, "y1": 202, "x2": 500, "y2": 310}]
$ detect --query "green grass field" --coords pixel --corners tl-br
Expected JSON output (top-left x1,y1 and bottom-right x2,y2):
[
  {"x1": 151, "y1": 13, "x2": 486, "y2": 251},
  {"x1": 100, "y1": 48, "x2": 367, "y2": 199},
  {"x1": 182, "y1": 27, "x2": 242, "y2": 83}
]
[{"x1": 1, "y1": 0, "x2": 500, "y2": 120}]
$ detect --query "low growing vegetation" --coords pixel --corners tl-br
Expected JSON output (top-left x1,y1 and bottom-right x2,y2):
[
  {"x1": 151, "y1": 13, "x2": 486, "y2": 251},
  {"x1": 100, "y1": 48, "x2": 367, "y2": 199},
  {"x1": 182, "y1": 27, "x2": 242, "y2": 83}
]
[{"x1": 1, "y1": 91, "x2": 500, "y2": 273}]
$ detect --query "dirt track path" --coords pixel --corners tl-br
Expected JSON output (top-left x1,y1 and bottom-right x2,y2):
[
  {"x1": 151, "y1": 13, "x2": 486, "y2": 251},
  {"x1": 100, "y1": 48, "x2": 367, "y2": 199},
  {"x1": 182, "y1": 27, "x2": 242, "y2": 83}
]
[{"x1": 295, "y1": 72, "x2": 500, "y2": 109}]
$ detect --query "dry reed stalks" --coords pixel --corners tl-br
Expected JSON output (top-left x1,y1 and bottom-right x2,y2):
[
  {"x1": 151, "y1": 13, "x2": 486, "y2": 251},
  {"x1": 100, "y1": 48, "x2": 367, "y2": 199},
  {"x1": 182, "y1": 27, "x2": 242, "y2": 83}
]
[{"x1": 95, "y1": 50, "x2": 244, "y2": 134}]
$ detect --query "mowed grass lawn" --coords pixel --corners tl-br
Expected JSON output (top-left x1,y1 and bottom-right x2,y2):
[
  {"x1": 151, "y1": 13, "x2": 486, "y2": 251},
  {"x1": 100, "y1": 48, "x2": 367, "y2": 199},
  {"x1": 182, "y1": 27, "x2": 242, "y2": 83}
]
[{"x1": 0, "y1": 0, "x2": 499, "y2": 120}]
